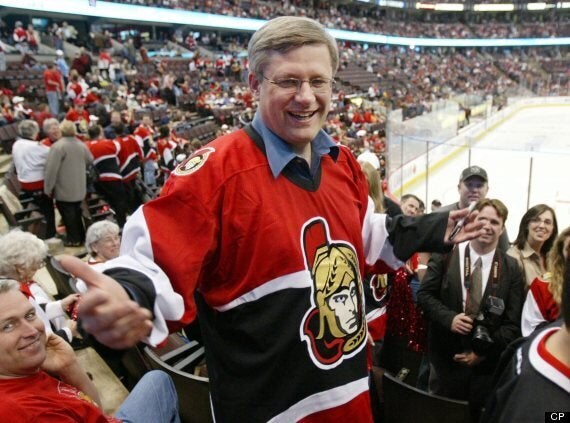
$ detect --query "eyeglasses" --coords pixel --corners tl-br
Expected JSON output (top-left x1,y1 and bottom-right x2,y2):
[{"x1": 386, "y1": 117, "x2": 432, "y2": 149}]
[
  {"x1": 261, "y1": 75, "x2": 335, "y2": 94},
  {"x1": 530, "y1": 217, "x2": 554, "y2": 227}
]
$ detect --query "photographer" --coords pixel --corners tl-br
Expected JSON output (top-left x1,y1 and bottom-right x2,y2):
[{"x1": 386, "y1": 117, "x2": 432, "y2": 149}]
[{"x1": 418, "y1": 199, "x2": 524, "y2": 420}]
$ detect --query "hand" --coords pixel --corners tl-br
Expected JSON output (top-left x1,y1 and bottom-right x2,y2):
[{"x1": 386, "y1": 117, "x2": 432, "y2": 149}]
[
  {"x1": 61, "y1": 293, "x2": 81, "y2": 310},
  {"x1": 41, "y1": 334, "x2": 77, "y2": 375},
  {"x1": 453, "y1": 351, "x2": 484, "y2": 367},
  {"x1": 445, "y1": 208, "x2": 484, "y2": 244},
  {"x1": 56, "y1": 255, "x2": 153, "y2": 349},
  {"x1": 451, "y1": 313, "x2": 473, "y2": 335}
]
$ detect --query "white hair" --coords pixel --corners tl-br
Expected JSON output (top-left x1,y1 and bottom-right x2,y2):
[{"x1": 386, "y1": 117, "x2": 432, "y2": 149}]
[
  {"x1": 85, "y1": 220, "x2": 120, "y2": 256},
  {"x1": 0, "y1": 230, "x2": 48, "y2": 279}
]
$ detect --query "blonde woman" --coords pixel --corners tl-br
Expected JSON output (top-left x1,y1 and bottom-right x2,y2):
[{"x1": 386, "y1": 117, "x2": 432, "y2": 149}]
[{"x1": 521, "y1": 226, "x2": 570, "y2": 336}]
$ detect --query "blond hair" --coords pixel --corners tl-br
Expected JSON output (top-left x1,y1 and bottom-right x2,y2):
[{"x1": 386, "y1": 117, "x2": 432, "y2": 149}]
[
  {"x1": 360, "y1": 161, "x2": 385, "y2": 213},
  {"x1": 546, "y1": 227, "x2": 570, "y2": 305}
]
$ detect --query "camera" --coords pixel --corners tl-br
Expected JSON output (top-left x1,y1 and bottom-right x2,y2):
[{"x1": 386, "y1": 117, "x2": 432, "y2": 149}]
[{"x1": 471, "y1": 296, "x2": 505, "y2": 355}]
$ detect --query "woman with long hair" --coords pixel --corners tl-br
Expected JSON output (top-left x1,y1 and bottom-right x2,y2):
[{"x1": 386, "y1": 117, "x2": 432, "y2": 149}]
[{"x1": 507, "y1": 204, "x2": 558, "y2": 288}]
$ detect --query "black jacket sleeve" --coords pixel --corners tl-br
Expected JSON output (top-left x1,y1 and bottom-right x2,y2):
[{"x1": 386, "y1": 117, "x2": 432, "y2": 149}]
[
  {"x1": 386, "y1": 212, "x2": 452, "y2": 261},
  {"x1": 102, "y1": 267, "x2": 156, "y2": 316}
]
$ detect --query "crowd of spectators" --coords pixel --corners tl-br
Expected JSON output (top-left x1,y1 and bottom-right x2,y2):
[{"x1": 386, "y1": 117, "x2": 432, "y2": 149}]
[
  {"x1": 0, "y1": 9, "x2": 567, "y2": 194},
  {"x1": 106, "y1": 0, "x2": 570, "y2": 39}
]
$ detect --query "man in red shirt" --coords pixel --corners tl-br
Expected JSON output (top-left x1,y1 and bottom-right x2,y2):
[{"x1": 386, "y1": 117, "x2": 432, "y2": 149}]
[
  {"x1": 0, "y1": 279, "x2": 180, "y2": 422},
  {"x1": 43, "y1": 62, "x2": 64, "y2": 116}
]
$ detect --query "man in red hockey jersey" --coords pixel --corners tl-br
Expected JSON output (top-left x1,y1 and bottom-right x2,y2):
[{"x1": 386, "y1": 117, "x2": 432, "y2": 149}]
[{"x1": 60, "y1": 16, "x2": 484, "y2": 423}]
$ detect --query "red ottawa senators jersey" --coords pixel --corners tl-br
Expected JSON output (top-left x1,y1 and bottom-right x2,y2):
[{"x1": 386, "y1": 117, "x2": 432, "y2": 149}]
[
  {"x1": 86, "y1": 138, "x2": 122, "y2": 182},
  {"x1": 106, "y1": 126, "x2": 449, "y2": 422}
]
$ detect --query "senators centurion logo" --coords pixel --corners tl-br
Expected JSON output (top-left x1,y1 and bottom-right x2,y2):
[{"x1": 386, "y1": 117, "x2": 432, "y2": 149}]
[
  {"x1": 300, "y1": 218, "x2": 367, "y2": 369},
  {"x1": 174, "y1": 147, "x2": 215, "y2": 176}
]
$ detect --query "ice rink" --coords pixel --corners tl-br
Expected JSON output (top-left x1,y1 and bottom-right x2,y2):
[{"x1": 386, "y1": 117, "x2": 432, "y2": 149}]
[{"x1": 404, "y1": 102, "x2": 570, "y2": 239}]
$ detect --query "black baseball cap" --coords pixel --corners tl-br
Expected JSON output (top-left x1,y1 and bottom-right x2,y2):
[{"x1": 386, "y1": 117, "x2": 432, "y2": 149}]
[{"x1": 460, "y1": 166, "x2": 488, "y2": 182}]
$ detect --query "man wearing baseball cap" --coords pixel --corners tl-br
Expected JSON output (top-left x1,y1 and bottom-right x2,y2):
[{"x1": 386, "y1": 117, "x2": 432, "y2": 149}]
[{"x1": 437, "y1": 165, "x2": 509, "y2": 251}]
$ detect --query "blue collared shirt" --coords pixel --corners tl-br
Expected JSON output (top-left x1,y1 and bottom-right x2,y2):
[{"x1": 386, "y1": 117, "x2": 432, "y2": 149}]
[{"x1": 251, "y1": 113, "x2": 339, "y2": 179}]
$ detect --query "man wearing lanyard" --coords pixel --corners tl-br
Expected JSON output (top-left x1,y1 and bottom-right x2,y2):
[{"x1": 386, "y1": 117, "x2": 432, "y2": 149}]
[{"x1": 418, "y1": 199, "x2": 524, "y2": 420}]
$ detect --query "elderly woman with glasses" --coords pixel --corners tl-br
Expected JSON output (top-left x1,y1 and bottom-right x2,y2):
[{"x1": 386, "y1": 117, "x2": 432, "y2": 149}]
[
  {"x1": 0, "y1": 230, "x2": 80, "y2": 342},
  {"x1": 507, "y1": 204, "x2": 559, "y2": 289}
]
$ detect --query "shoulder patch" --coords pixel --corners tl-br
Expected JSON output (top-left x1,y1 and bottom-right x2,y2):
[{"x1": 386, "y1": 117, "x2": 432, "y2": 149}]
[{"x1": 174, "y1": 147, "x2": 215, "y2": 176}]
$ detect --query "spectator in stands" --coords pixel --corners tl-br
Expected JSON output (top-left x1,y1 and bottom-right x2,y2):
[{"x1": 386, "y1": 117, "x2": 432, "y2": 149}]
[
  {"x1": 115, "y1": 123, "x2": 144, "y2": 214},
  {"x1": 61, "y1": 16, "x2": 484, "y2": 423},
  {"x1": 418, "y1": 199, "x2": 524, "y2": 420},
  {"x1": 97, "y1": 49, "x2": 112, "y2": 79},
  {"x1": 400, "y1": 193, "x2": 422, "y2": 217},
  {"x1": 104, "y1": 110, "x2": 128, "y2": 139},
  {"x1": 508, "y1": 204, "x2": 559, "y2": 289},
  {"x1": 12, "y1": 21, "x2": 27, "y2": 54},
  {"x1": 0, "y1": 279, "x2": 181, "y2": 422},
  {"x1": 65, "y1": 98, "x2": 89, "y2": 130},
  {"x1": 431, "y1": 199, "x2": 442, "y2": 212},
  {"x1": 86, "y1": 124, "x2": 128, "y2": 227},
  {"x1": 84, "y1": 220, "x2": 121, "y2": 265},
  {"x1": 375, "y1": 190, "x2": 428, "y2": 381},
  {"x1": 482, "y1": 256, "x2": 570, "y2": 422},
  {"x1": 11, "y1": 96, "x2": 33, "y2": 120},
  {"x1": 11, "y1": 119, "x2": 56, "y2": 239},
  {"x1": 0, "y1": 229, "x2": 80, "y2": 343},
  {"x1": 70, "y1": 52, "x2": 87, "y2": 78},
  {"x1": 437, "y1": 165, "x2": 510, "y2": 251},
  {"x1": 61, "y1": 21, "x2": 78, "y2": 45},
  {"x1": 66, "y1": 71, "x2": 85, "y2": 102},
  {"x1": 40, "y1": 118, "x2": 62, "y2": 148},
  {"x1": 44, "y1": 120, "x2": 93, "y2": 247},
  {"x1": 50, "y1": 23, "x2": 63, "y2": 51},
  {"x1": 156, "y1": 124, "x2": 179, "y2": 181},
  {"x1": 55, "y1": 50, "x2": 70, "y2": 84},
  {"x1": 521, "y1": 227, "x2": 570, "y2": 336},
  {"x1": 26, "y1": 23, "x2": 39, "y2": 54},
  {"x1": 43, "y1": 62, "x2": 65, "y2": 117},
  {"x1": 34, "y1": 104, "x2": 53, "y2": 130}
]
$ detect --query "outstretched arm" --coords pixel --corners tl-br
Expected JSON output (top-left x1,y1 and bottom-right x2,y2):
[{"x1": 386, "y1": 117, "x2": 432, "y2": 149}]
[
  {"x1": 57, "y1": 255, "x2": 153, "y2": 349},
  {"x1": 386, "y1": 207, "x2": 483, "y2": 261}
]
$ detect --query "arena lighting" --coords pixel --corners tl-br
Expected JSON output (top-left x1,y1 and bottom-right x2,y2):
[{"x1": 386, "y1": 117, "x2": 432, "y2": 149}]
[
  {"x1": 435, "y1": 3, "x2": 464, "y2": 11},
  {"x1": 0, "y1": 0, "x2": 568, "y2": 47},
  {"x1": 527, "y1": 2, "x2": 547, "y2": 9},
  {"x1": 416, "y1": 2, "x2": 436, "y2": 10},
  {"x1": 0, "y1": 0, "x2": 263, "y2": 31},
  {"x1": 378, "y1": 0, "x2": 405, "y2": 8},
  {"x1": 557, "y1": 1, "x2": 570, "y2": 7},
  {"x1": 473, "y1": 3, "x2": 515, "y2": 11}
]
